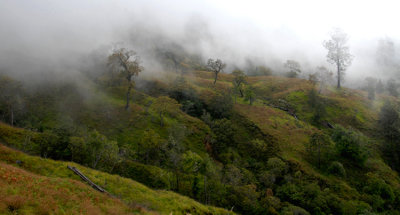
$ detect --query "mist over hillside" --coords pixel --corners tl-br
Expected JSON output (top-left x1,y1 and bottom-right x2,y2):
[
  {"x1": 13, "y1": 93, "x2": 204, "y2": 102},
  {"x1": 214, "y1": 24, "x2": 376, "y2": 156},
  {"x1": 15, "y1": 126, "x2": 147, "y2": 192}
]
[
  {"x1": 2, "y1": 0, "x2": 400, "y2": 86},
  {"x1": 3, "y1": 1, "x2": 400, "y2": 214}
]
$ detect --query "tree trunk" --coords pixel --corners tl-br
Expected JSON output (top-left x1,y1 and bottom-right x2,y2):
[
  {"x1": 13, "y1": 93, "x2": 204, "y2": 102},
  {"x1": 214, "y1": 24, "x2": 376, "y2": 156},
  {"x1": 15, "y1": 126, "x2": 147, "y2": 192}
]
[
  {"x1": 175, "y1": 170, "x2": 180, "y2": 191},
  {"x1": 125, "y1": 83, "x2": 132, "y2": 110},
  {"x1": 213, "y1": 72, "x2": 218, "y2": 85},
  {"x1": 239, "y1": 88, "x2": 244, "y2": 97}
]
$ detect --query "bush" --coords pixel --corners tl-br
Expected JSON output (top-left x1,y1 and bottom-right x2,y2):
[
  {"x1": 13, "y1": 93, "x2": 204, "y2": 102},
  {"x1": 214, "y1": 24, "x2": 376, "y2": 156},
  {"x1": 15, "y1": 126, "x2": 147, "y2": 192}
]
[
  {"x1": 113, "y1": 160, "x2": 172, "y2": 189},
  {"x1": 281, "y1": 205, "x2": 310, "y2": 215},
  {"x1": 328, "y1": 161, "x2": 346, "y2": 177},
  {"x1": 331, "y1": 125, "x2": 367, "y2": 165},
  {"x1": 267, "y1": 157, "x2": 288, "y2": 177}
]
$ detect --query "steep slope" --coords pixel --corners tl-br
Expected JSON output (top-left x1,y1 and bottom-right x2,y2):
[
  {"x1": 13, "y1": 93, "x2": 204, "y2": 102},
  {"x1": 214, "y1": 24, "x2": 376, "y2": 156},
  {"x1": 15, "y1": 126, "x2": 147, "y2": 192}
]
[
  {"x1": 2, "y1": 70, "x2": 400, "y2": 214},
  {"x1": 0, "y1": 144, "x2": 231, "y2": 215}
]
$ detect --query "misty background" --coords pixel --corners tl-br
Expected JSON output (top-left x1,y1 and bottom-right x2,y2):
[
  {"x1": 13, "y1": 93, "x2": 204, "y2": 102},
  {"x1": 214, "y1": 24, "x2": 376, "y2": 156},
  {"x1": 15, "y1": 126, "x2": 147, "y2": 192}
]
[{"x1": 1, "y1": 0, "x2": 400, "y2": 87}]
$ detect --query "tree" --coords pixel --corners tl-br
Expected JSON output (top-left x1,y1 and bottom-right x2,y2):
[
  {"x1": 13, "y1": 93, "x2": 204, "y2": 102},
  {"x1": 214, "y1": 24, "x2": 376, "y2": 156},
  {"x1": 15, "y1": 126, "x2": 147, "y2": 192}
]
[
  {"x1": 365, "y1": 77, "x2": 377, "y2": 100},
  {"x1": 86, "y1": 130, "x2": 119, "y2": 169},
  {"x1": 376, "y1": 37, "x2": 396, "y2": 76},
  {"x1": 323, "y1": 28, "x2": 353, "y2": 88},
  {"x1": 284, "y1": 60, "x2": 301, "y2": 78},
  {"x1": 108, "y1": 48, "x2": 143, "y2": 110},
  {"x1": 315, "y1": 66, "x2": 334, "y2": 93},
  {"x1": 232, "y1": 70, "x2": 247, "y2": 102},
  {"x1": 69, "y1": 130, "x2": 119, "y2": 170},
  {"x1": 331, "y1": 125, "x2": 367, "y2": 164},
  {"x1": 378, "y1": 101, "x2": 400, "y2": 171},
  {"x1": 165, "y1": 125, "x2": 186, "y2": 191},
  {"x1": 308, "y1": 88, "x2": 326, "y2": 125},
  {"x1": 207, "y1": 58, "x2": 226, "y2": 85},
  {"x1": 387, "y1": 79, "x2": 398, "y2": 97},
  {"x1": 305, "y1": 132, "x2": 332, "y2": 168},
  {"x1": 0, "y1": 75, "x2": 24, "y2": 126},
  {"x1": 204, "y1": 90, "x2": 233, "y2": 118},
  {"x1": 376, "y1": 79, "x2": 385, "y2": 94},
  {"x1": 138, "y1": 129, "x2": 164, "y2": 164},
  {"x1": 152, "y1": 96, "x2": 181, "y2": 127},
  {"x1": 164, "y1": 51, "x2": 183, "y2": 73},
  {"x1": 244, "y1": 86, "x2": 256, "y2": 105}
]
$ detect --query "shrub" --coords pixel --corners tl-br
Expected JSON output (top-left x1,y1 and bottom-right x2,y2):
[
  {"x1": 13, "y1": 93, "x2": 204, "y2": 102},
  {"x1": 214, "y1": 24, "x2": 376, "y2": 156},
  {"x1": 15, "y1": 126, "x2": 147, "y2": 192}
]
[
  {"x1": 331, "y1": 125, "x2": 367, "y2": 164},
  {"x1": 267, "y1": 157, "x2": 288, "y2": 177},
  {"x1": 113, "y1": 160, "x2": 172, "y2": 189},
  {"x1": 328, "y1": 161, "x2": 346, "y2": 177}
]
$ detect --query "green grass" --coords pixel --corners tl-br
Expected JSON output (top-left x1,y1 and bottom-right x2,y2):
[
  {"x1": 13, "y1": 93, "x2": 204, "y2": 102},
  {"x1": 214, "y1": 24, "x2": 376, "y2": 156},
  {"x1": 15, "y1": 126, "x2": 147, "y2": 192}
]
[{"x1": 0, "y1": 144, "x2": 232, "y2": 215}]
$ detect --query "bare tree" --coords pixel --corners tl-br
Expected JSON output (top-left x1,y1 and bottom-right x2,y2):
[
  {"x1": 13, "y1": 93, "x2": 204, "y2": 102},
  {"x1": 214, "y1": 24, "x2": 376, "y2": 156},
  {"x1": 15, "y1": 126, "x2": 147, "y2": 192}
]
[
  {"x1": 323, "y1": 29, "x2": 353, "y2": 88},
  {"x1": 207, "y1": 58, "x2": 226, "y2": 85},
  {"x1": 108, "y1": 48, "x2": 143, "y2": 110}
]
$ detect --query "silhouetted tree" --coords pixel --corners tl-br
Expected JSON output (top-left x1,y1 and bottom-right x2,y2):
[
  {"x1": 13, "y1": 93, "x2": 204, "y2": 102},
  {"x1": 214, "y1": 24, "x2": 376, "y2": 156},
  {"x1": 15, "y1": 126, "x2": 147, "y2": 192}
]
[
  {"x1": 0, "y1": 75, "x2": 24, "y2": 126},
  {"x1": 387, "y1": 79, "x2": 398, "y2": 97},
  {"x1": 315, "y1": 66, "x2": 334, "y2": 93},
  {"x1": 376, "y1": 79, "x2": 385, "y2": 94},
  {"x1": 376, "y1": 37, "x2": 396, "y2": 77},
  {"x1": 365, "y1": 77, "x2": 377, "y2": 100},
  {"x1": 108, "y1": 48, "x2": 143, "y2": 110},
  {"x1": 323, "y1": 29, "x2": 353, "y2": 88},
  {"x1": 164, "y1": 51, "x2": 183, "y2": 73},
  {"x1": 207, "y1": 58, "x2": 226, "y2": 85},
  {"x1": 284, "y1": 60, "x2": 301, "y2": 78},
  {"x1": 378, "y1": 101, "x2": 400, "y2": 171}
]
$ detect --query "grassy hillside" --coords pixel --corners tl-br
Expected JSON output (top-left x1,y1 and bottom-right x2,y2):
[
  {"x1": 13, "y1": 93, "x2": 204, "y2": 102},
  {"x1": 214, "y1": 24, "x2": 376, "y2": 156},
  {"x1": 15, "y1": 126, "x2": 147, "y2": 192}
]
[
  {"x1": 0, "y1": 143, "x2": 231, "y2": 215},
  {"x1": 1, "y1": 68, "x2": 400, "y2": 214}
]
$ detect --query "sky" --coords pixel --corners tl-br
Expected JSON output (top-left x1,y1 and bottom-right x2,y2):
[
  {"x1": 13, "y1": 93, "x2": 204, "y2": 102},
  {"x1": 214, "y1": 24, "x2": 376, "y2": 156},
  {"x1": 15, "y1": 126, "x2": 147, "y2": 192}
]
[{"x1": 0, "y1": 0, "x2": 399, "y2": 83}]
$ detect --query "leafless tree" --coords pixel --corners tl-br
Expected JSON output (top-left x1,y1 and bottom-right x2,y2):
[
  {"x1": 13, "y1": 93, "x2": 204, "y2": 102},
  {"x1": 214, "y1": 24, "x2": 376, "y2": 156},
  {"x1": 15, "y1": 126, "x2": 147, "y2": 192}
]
[
  {"x1": 207, "y1": 58, "x2": 226, "y2": 85},
  {"x1": 108, "y1": 48, "x2": 143, "y2": 110},
  {"x1": 323, "y1": 29, "x2": 353, "y2": 88}
]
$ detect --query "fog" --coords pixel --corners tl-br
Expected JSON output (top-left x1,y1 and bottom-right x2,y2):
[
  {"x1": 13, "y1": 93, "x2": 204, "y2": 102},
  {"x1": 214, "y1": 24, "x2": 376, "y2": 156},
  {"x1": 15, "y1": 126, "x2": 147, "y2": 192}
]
[{"x1": 1, "y1": 0, "x2": 400, "y2": 87}]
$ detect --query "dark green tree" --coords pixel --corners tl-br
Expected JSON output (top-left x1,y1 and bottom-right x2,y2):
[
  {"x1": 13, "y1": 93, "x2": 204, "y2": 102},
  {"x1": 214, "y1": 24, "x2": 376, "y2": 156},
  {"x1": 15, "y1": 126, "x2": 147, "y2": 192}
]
[
  {"x1": 308, "y1": 88, "x2": 326, "y2": 125},
  {"x1": 244, "y1": 86, "x2": 256, "y2": 105},
  {"x1": 378, "y1": 101, "x2": 400, "y2": 171},
  {"x1": 231, "y1": 70, "x2": 247, "y2": 102},
  {"x1": 387, "y1": 79, "x2": 398, "y2": 97},
  {"x1": 305, "y1": 132, "x2": 332, "y2": 168}
]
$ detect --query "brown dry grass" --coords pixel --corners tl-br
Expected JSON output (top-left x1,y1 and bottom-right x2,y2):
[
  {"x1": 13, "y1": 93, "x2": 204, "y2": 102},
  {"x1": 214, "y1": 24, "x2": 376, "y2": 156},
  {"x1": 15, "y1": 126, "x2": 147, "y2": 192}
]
[{"x1": 0, "y1": 162, "x2": 140, "y2": 215}]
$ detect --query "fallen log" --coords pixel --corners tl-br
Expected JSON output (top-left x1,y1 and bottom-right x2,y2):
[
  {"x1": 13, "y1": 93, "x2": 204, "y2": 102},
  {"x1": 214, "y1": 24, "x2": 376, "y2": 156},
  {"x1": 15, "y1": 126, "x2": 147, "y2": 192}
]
[{"x1": 67, "y1": 165, "x2": 108, "y2": 194}]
